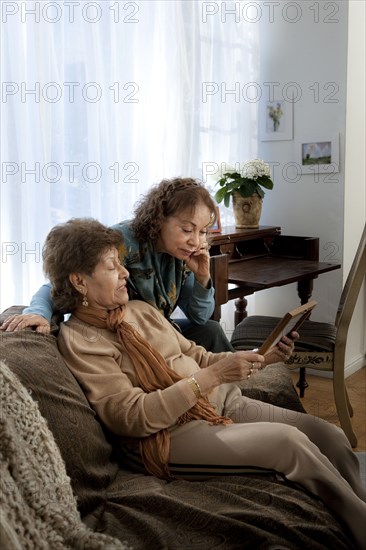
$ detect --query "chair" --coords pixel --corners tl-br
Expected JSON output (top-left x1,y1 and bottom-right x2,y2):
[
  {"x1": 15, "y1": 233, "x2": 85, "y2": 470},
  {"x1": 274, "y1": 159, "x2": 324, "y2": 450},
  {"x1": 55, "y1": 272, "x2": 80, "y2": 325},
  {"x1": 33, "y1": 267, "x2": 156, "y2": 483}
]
[{"x1": 231, "y1": 224, "x2": 366, "y2": 448}]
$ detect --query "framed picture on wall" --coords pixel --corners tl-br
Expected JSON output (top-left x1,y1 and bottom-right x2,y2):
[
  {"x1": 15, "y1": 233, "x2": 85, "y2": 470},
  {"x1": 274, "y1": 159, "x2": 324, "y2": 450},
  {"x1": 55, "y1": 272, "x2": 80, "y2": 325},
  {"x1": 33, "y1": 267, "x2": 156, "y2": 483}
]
[
  {"x1": 296, "y1": 134, "x2": 340, "y2": 174},
  {"x1": 259, "y1": 98, "x2": 293, "y2": 141}
]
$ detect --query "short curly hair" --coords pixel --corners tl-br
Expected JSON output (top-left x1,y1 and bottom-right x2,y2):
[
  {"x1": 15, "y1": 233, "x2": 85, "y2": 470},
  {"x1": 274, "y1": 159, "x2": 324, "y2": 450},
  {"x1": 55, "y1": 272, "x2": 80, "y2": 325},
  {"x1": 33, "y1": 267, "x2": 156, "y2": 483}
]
[
  {"x1": 131, "y1": 177, "x2": 217, "y2": 242},
  {"x1": 42, "y1": 218, "x2": 122, "y2": 313}
]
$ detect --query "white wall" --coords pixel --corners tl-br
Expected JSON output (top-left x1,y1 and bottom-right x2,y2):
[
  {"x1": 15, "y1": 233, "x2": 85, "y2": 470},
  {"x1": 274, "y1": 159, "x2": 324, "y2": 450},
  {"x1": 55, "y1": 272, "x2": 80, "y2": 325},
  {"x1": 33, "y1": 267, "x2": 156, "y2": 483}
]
[
  {"x1": 220, "y1": 0, "x2": 365, "y2": 376},
  {"x1": 343, "y1": 0, "x2": 366, "y2": 375},
  {"x1": 256, "y1": 0, "x2": 348, "y2": 322}
]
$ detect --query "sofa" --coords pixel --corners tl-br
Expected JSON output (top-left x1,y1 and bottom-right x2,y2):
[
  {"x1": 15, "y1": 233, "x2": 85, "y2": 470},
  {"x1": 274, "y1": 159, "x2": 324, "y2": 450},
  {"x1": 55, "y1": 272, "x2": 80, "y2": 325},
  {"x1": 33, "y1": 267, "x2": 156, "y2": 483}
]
[{"x1": 0, "y1": 306, "x2": 356, "y2": 549}]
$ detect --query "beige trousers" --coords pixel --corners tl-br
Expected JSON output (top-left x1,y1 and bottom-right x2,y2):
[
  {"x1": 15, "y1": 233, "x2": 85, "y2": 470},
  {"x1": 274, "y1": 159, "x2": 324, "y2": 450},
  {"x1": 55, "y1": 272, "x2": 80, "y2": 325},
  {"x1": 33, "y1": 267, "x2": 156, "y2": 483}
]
[{"x1": 167, "y1": 386, "x2": 366, "y2": 549}]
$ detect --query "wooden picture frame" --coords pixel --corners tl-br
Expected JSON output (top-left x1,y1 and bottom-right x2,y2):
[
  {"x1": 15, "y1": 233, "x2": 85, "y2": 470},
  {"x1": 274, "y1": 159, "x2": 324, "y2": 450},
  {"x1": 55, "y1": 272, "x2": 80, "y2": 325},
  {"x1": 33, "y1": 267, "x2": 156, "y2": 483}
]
[
  {"x1": 208, "y1": 207, "x2": 222, "y2": 233},
  {"x1": 258, "y1": 300, "x2": 317, "y2": 355}
]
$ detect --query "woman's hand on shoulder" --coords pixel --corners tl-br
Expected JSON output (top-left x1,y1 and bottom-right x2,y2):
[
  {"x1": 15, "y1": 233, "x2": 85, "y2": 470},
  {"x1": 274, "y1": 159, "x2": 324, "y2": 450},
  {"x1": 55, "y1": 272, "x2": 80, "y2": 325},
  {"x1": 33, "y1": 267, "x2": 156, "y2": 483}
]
[{"x1": 0, "y1": 313, "x2": 51, "y2": 333}]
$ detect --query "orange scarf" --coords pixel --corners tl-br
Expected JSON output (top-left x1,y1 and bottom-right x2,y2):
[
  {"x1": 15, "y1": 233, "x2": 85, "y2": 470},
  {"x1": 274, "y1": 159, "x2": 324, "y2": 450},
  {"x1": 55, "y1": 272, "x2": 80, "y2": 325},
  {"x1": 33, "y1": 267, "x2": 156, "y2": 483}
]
[{"x1": 74, "y1": 305, "x2": 232, "y2": 480}]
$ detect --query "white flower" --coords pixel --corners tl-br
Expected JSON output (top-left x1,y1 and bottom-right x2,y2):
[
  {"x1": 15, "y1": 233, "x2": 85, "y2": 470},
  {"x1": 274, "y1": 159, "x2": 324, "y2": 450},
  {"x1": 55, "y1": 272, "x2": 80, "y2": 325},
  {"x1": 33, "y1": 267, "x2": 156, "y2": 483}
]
[
  {"x1": 212, "y1": 159, "x2": 271, "y2": 182},
  {"x1": 240, "y1": 159, "x2": 271, "y2": 180}
]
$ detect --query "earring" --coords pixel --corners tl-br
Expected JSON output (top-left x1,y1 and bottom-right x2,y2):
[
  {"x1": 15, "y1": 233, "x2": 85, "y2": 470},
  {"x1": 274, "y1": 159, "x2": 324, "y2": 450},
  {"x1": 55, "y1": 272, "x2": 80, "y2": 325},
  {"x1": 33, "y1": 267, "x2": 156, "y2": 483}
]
[{"x1": 82, "y1": 293, "x2": 88, "y2": 307}]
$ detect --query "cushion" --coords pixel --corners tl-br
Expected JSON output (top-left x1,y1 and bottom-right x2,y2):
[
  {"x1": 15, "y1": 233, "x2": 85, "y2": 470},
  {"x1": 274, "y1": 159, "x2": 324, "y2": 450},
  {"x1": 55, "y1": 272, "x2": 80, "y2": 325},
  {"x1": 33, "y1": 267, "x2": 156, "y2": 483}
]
[
  {"x1": 239, "y1": 362, "x2": 306, "y2": 413},
  {"x1": 0, "y1": 325, "x2": 119, "y2": 516}
]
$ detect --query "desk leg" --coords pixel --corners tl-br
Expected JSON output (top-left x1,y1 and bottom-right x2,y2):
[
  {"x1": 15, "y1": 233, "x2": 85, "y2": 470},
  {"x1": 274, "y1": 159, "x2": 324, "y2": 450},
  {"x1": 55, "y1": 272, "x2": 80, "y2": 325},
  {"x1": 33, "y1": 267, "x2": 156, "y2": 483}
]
[
  {"x1": 212, "y1": 305, "x2": 222, "y2": 322},
  {"x1": 234, "y1": 297, "x2": 248, "y2": 326},
  {"x1": 297, "y1": 279, "x2": 313, "y2": 305}
]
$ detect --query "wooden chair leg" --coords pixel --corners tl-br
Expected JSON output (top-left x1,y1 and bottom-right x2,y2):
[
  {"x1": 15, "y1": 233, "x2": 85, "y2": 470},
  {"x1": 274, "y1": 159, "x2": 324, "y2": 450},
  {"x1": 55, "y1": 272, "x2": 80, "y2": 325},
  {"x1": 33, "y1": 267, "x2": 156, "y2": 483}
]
[
  {"x1": 333, "y1": 367, "x2": 357, "y2": 448},
  {"x1": 296, "y1": 367, "x2": 308, "y2": 398}
]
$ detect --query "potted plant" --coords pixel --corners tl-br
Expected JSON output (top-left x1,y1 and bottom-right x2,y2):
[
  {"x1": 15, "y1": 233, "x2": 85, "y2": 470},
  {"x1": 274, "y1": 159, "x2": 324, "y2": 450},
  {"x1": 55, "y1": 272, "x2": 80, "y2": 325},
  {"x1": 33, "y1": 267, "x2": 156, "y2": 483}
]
[{"x1": 214, "y1": 159, "x2": 274, "y2": 228}]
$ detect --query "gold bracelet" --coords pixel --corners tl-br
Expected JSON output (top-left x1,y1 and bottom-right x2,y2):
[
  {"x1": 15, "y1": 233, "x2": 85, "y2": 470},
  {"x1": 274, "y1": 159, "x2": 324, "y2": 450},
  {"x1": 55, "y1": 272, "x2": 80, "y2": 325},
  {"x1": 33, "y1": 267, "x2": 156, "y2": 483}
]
[{"x1": 187, "y1": 376, "x2": 202, "y2": 399}]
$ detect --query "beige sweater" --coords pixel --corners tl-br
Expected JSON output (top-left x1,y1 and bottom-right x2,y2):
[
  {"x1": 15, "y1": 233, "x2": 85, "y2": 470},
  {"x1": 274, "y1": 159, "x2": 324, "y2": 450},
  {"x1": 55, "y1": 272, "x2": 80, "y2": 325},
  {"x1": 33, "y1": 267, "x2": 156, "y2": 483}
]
[{"x1": 58, "y1": 300, "x2": 232, "y2": 438}]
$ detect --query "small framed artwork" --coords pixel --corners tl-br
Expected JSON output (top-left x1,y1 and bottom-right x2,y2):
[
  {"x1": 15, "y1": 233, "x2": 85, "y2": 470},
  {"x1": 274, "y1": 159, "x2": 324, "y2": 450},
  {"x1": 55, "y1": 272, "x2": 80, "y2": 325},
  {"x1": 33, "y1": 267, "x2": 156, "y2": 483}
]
[
  {"x1": 296, "y1": 135, "x2": 340, "y2": 174},
  {"x1": 259, "y1": 99, "x2": 293, "y2": 141},
  {"x1": 208, "y1": 207, "x2": 222, "y2": 233}
]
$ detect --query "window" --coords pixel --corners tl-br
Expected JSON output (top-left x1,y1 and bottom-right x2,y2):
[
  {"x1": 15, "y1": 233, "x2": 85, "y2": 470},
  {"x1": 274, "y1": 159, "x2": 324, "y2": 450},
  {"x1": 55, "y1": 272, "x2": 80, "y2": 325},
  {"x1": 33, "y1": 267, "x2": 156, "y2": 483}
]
[{"x1": 1, "y1": 1, "x2": 258, "y2": 309}]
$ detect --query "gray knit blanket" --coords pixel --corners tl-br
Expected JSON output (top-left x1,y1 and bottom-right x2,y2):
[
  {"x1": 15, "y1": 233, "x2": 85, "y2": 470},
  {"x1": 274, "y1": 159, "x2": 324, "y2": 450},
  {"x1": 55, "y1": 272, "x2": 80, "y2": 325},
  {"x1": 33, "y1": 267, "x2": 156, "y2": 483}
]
[{"x1": 0, "y1": 360, "x2": 129, "y2": 550}]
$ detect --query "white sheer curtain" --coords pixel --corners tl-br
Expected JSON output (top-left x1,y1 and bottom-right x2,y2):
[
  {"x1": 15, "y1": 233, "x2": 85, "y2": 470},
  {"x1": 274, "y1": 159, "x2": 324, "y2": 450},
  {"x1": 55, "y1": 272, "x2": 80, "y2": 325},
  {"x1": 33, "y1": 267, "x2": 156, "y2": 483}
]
[{"x1": 1, "y1": 1, "x2": 259, "y2": 310}]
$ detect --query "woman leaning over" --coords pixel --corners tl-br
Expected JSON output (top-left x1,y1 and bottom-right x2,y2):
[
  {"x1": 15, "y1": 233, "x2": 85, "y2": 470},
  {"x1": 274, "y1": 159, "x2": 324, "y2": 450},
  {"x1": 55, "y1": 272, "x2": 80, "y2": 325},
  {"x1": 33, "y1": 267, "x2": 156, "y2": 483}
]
[
  {"x1": 41, "y1": 218, "x2": 365, "y2": 549},
  {"x1": 111, "y1": 177, "x2": 232, "y2": 351},
  {"x1": 2, "y1": 178, "x2": 233, "y2": 352}
]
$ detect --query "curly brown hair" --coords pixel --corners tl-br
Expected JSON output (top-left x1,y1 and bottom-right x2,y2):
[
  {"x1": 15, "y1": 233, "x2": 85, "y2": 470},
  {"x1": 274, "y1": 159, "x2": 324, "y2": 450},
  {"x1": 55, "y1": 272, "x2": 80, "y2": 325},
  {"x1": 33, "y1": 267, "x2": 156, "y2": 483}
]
[
  {"x1": 130, "y1": 177, "x2": 217, "y2": 242},
  {"x1": 42, "y1": 218, "x2": 123, "y2": 313}
]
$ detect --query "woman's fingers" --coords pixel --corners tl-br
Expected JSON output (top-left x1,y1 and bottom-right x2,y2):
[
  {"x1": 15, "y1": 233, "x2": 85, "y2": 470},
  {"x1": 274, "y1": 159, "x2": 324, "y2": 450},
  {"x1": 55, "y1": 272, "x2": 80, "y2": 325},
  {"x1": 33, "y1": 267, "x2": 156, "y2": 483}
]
[{"x1": 0, "y1": 314, "x2": 51, "y2": 333}]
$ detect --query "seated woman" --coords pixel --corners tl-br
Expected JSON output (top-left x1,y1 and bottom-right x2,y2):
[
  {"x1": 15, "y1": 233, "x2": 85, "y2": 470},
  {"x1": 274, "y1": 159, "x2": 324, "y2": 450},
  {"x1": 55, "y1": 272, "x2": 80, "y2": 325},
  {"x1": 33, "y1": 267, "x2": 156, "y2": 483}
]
[
  {"x1": 28, "y1": 218, "x2": 366, "y2": 549},
  {"x1": 2, "y1": 178, "x2": 233, "y2": 352}
]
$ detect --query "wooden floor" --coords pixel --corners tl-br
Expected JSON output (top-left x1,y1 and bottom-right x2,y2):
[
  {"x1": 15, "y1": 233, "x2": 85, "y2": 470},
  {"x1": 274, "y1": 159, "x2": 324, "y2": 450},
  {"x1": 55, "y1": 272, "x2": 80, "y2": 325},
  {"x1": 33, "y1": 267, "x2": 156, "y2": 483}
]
[{"x1": 290, "y1": 367, "x2": 366, "y2": 452}]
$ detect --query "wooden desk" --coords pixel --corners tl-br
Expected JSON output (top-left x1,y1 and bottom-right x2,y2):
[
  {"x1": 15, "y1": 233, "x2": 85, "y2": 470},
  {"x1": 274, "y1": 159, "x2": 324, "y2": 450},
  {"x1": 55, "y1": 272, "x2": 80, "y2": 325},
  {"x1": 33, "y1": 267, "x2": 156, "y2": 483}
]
[{"x1": 209, "y1": 225, "x2": 341, "y2": 324}]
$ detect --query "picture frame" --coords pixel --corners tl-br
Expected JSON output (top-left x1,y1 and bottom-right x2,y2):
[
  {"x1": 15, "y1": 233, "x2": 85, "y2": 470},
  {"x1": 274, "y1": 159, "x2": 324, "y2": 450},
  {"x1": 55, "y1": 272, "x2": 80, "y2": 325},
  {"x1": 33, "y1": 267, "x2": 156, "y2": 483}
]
[
  {"x1": 208, "y1": 207, "x2": 222, "y2": 233},
  {"x1": 259, "y1": 98, "x2": 293, "y2": 141},
  {"x1": 258, "y1": 300, "x2": 317, "y2": 355},
  {"x1": 296, "y1": 134, "x2": 340, "y2": 174}
]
